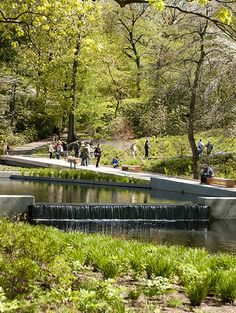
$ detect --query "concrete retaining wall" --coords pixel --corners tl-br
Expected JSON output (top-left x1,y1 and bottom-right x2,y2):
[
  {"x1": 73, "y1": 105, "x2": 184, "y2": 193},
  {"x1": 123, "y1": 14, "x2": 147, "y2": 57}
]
[
  {"x1": 150, "y1": 177, "x2": 236, "y2": 197},
  {"x1": 0, "y1": 171, "x2": 21, "y2": 178},
  {"x1": 198, "y1": 197, "x2": 236, "y2": 220},
  {"x1": 0, "y1": 195, "x2": 35, "y2": 217}
]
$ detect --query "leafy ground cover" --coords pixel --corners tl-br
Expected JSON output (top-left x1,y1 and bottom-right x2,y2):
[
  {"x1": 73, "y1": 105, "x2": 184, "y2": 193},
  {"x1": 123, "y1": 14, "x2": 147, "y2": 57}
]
[
  {"x1": 20, "y1": 167, "x2": 148, "y2": 185},
  {"x1": 0, "y1": 219, "x2": 236, "y2": 312}
]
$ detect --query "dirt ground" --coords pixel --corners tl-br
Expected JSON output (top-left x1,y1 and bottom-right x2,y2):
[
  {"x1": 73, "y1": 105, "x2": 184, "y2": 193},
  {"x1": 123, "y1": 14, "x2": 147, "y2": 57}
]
[{"x1": 118, "y1": 277, "x2": 236, "y2": 313}]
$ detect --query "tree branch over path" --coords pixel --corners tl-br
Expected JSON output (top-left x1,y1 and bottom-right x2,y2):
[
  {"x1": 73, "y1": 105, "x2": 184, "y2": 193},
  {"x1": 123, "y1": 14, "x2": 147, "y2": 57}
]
[
  {"x1": 165, "y1": 4, "x2": 236, "y2": 40},
  {"x1": 113, "y1": 0, "x2": 236, "y2": 39}
]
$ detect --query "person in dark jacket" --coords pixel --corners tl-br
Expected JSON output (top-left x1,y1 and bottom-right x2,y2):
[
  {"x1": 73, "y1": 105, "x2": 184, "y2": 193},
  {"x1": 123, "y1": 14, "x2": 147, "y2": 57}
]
[
  {"x1": 73, "y1": 141, "x2": 80, "y2": 158},
  {"x1": 94, "y1": 144, "x2": 102, "y2": 168},
  {"x1": 205, "y1": 141, "x2": 213, "y2": 156},
  {"x1": 62, "y1": 141, "x2": 68, "y2": 159},
  {"x1": 201, "y1": 163, "x2": 214, "y2": 183},
  {"x1": 144, "y1": 139, "x2": 150, "y2": 159}
]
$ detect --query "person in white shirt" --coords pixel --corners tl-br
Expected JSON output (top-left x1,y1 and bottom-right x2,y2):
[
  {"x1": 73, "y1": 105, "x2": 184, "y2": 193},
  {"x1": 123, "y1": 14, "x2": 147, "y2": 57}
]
[
  {"x1": 3, "y1": 140, "x2": 9, "y2": 155},
  {"x1": 197, "y1": 139, "x2": 204, "y2": 156},
  {"x1": 130, "y1": 143, "x2": 137, "y2": 159},
  {"x1": 48, "y1": 143, "x2": 54, "y2": 159}
]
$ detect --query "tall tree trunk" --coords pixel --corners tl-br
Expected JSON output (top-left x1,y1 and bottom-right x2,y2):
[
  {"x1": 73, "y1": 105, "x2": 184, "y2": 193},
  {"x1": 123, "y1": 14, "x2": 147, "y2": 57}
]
[
  {"x1": 188, "y1": 24, "x2": 207, "y2": 179},
  {"x1": 9, "y1": 82, "x2": 16, "y2": 127},
  {"x1": 135, "y1": 56, "x2": 141, "y2": 98},
  {"x1": 130, "y1": 32, "x2": 141, "y2": 98},
  {"x1": 67, "y1": 40, "x2": 80, "y2": 143},
  {"x1": 67, "y1": 110, "x2": 75, "y2": 142}
]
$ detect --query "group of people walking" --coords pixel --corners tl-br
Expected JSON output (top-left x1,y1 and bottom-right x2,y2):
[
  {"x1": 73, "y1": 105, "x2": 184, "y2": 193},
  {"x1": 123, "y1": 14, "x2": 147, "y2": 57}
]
[
  {"x1": 48, "y1": 141, "x2": 68, "y2": 160},
  {"x1": 48, "y1": 140, "x2": 102, "y2": 167},
  {"x1": 48, "y1": 138, "x2": 151, "y2": 168},
  {"x1": 130, "y1": 140, "x2": 150, "y2": 159},
  {"x1": 197, "y1": 139, "x2": 214, "y2": 157},
  {"x1": 48, "y1": 138, "x2": 215, "y2": 180}
]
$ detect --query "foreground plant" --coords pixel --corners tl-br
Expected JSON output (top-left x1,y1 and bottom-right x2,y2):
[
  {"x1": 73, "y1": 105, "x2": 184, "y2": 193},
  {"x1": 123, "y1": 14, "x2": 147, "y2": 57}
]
[
  {"x1": 217, "y1": 269, "x2": 236, "y2": 303},
  {"x1": 185, "y1": 272, "x2": 212, "y2": 306},
  {"x1": 0, "y1": 219, "x2": 236, "y2": 311}
]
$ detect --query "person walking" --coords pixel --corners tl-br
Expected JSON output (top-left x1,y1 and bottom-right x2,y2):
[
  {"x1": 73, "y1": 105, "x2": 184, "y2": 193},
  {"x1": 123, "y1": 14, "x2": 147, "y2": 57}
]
[
  {"x1": 3, "y1": 140, "x2": 9, "y2": 155},
  {"x1": 130, "y1": 143, "x2": 137, "y2": 159},
  {"x1": 62, "y1": 141, "x2": 68, "y2": 159},
  {"x1": 85, "y1": 143, "x2": 91, "y2": 166},
  {"x1": 144, "y1": 139, "x2": 150, "y2": 159},
  {"x1": 94, "y1": 143, "x2": 102, "y2": 168},
  {"x1": 55, "y1": 141, "x2": 62, "y2": 160},
  {"x1": 73, "y1": 141, "x2": 80, "y2": 158},
  {"x1": 205, "y1": 141, "x2": 213, "y2": 156},
  {"x1": 80, "y1": 142, "x2": 86, "y2": 166},
  {"x1": 197, "y1": 139, "x2": 204, "y2": 157},
  {"x1": 81, "y1": 143, "x2": 90, "y2": 166},
  {"x1": 48, "y1": 142, "x2": 54, "y2": 159}
]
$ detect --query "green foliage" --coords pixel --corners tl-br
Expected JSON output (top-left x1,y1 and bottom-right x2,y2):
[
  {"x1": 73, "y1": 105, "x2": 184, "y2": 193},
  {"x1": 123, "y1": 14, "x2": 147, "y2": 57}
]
[
  {"x1": 95, "y1": 256, "x2": 123, "y2": 279},
  {"x1": 166, "y1": 298, "x2": 183, "y2": 308},
  {"x1": 76, "y1": 279, "x2": 126, "y2": 313},
  {"x1": 0, "y1": 219, "x2": 236, "y2": 310},
  {"x1": 142, "y1": 277, "x2": 174, "y2": 297},
  {"x1": 145, "y1": 156, "x2": 193, "y2": 176},
  {"x1": 22, "y1": 167, "x2": 148, "y2": 185},
  {"x1": 0, "y1": 287, "x2": 18, "y2": 312},
  {"x1": 217, "y1": 270, "x2": 236, "y2": 303},
  {"x1": 184, "y1": 272, "x2": 212, "y2": 306},
  {"x1": 145, "y1": 253, "x2": 177, "y2": 279},
  {"x1": 127, "y1": 287, "x2": 142, "y2": 300}
]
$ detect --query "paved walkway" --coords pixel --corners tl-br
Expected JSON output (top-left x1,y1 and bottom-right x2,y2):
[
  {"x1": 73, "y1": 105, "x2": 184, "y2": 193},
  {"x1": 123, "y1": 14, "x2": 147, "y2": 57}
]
[
  {"x1": 1, "y1": 138, "x2": 236, "y2": 197},
  {"x1": 1, "y1": 154, "x2": 153, "y2": 181},
  {"x1": 1, "y1": 154, "x2": 236, "y2": 197},
  {"x1": 8, "y1": 139, "x2": 52, "y2": 155}
]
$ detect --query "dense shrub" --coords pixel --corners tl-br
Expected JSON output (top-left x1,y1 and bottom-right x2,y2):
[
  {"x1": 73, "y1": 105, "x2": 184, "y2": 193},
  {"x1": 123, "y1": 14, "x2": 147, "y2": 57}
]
[{"x1": 144, "y1": 157, "x2": 193, "y2": 176}]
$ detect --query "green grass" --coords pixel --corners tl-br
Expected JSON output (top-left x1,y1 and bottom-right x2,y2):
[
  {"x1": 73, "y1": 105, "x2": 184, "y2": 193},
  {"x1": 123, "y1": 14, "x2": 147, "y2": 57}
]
[{"x1": 1, "y1": 219, "x2": 236, "y2": 311}]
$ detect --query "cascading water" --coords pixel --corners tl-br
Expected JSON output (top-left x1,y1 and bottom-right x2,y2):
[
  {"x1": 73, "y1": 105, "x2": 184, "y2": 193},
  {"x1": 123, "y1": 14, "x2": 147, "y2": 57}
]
[{"x1": 28, "y1": 203, "x2": 209, "y2": 231}]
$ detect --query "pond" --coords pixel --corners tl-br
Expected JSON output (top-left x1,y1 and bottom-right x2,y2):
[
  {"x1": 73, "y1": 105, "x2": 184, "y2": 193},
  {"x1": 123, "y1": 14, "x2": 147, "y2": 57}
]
[
  {"x1": 0, "y1": 179, "x2": 236, "y2": 254},
  {"x1": 0, "y1": 179, "x2": 193, "y2": 204}
]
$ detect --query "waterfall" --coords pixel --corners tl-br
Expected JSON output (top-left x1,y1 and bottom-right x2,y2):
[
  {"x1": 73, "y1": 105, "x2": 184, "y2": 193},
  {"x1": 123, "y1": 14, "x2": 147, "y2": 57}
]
[{"x1": 28, "y1": 203, "x2": 209, "y2": 223}]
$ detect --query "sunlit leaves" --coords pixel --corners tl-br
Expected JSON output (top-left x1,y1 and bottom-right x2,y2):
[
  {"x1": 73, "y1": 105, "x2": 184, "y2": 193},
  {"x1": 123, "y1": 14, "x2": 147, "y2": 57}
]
[
  {"x1": 149, "y1": 0, "x2": 165, "y2": 11},
  {"x1": 148, "y1": 0, "x2": 233, "y2": 25},
  {"x1": 11, "y1": 41, "x2": 19, "y2": 48},
  {"x1": 216, "y1": 8, "x2": 232, "y2": 25},
  {"x1": 198, "y1": 0, "x2": 210, "y2": 7}
]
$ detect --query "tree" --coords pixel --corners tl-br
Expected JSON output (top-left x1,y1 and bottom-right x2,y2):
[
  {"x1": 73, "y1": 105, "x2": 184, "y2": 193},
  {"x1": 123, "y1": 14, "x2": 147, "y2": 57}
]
[{"x1": 116, "y1": 4, "x2": 149, "y2": 98}]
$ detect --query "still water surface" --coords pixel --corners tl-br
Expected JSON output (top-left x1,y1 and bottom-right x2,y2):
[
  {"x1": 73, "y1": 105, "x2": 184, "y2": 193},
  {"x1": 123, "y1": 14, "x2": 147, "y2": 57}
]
[{"x1": 0, "y1": 179, "x2": 235, "y2": 254}]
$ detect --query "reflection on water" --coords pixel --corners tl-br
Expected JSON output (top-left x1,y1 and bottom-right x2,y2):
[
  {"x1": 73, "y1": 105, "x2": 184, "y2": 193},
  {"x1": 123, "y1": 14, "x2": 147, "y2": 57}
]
[
  {"x1": 35, "y1": 219, "x2": 236, "y2": 254},
  {"x1": 0, "y1": 179, "x2": 190, "y2": 204},
  {"x1": 1, "y1": 179, "x2": 236, "y2": 254}
]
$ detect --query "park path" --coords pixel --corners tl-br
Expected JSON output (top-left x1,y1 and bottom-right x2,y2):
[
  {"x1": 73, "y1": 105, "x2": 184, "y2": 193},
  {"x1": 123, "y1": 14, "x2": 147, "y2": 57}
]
[
  {"x1": 8, "y1": 139, "x2": 52, "y2": 155},
  {"x1": 6, "y1": 138, "x2": 153, "y2": 180},
  {"x1": 2, "y1": 153, "x2": 236, "y2": 197},
  {"x1": 3, "y1": 139, "x2": 236, "y2": 196}
]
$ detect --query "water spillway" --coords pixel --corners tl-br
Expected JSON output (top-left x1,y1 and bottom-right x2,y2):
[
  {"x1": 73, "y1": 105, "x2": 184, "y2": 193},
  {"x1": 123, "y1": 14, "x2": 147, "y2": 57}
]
[{"x1": 28, "y1": 203, "x2": 209, "y2": 223}]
